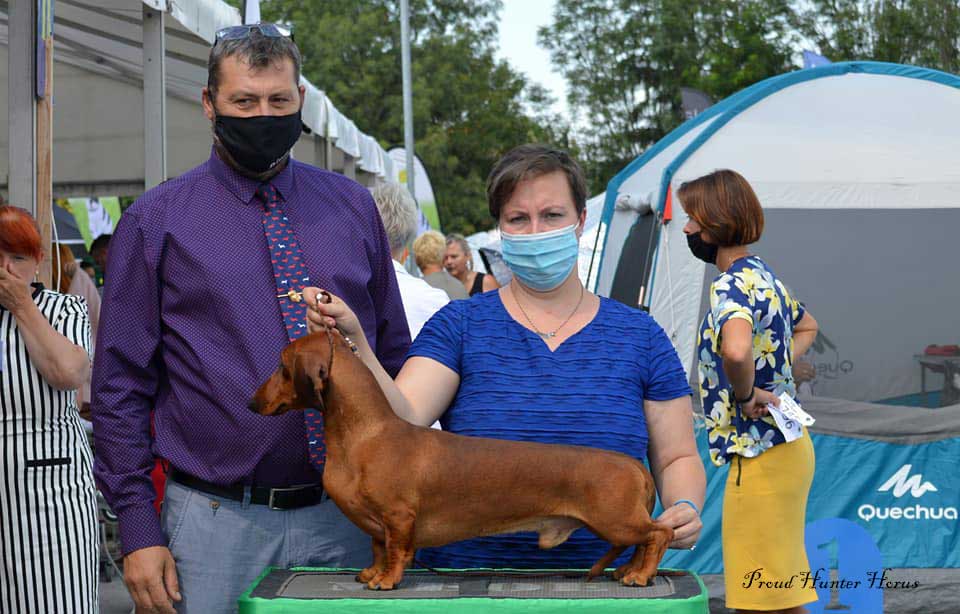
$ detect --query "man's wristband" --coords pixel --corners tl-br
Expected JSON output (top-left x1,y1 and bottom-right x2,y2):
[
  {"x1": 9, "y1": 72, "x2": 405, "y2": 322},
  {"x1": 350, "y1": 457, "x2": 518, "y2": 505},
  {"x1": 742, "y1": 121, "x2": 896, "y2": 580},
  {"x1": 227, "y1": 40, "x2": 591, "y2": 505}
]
[
  {"x1": 735, "y1": 387, "x2": 755, "y2": 405},
  {"x1": 673, "y1": 499, "x2": 701, "y2": 516}
]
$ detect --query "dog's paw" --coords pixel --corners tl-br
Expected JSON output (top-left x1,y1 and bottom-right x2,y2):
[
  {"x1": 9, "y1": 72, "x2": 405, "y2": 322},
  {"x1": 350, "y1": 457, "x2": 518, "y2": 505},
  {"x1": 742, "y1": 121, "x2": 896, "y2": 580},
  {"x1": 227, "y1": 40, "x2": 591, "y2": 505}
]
[
  {"x1": 366, "y1": 572, "x2": 400, "y2": 591},
  {"x1": 356, "y1": 568, "x2": 378, "y2": 583},
  {"x1": 619, "y1": 570, "x2": 653, "y2": 587}
]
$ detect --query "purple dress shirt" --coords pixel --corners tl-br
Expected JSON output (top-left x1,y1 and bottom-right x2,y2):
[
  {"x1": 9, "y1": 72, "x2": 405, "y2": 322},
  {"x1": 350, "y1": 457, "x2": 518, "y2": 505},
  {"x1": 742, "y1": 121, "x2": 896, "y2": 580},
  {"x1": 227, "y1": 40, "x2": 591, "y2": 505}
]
[{"x1": 92, "y1": 149, "x2": 411, "y2": 555}]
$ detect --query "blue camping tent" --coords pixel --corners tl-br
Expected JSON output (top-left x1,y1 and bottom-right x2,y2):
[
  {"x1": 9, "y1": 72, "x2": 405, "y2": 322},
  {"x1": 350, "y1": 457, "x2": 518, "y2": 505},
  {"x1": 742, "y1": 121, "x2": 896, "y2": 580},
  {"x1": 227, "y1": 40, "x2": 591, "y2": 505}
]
[{"x1": 591, "y1": 62, "x2": 960, "y2": 613}]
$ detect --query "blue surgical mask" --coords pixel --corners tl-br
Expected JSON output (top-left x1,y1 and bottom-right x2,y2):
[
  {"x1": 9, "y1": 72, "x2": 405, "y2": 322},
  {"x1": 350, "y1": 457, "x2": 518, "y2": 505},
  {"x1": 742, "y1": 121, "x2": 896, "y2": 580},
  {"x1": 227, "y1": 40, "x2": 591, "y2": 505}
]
[{"x1": 500, "y1": 223, "x2": 579, "y2": 292}]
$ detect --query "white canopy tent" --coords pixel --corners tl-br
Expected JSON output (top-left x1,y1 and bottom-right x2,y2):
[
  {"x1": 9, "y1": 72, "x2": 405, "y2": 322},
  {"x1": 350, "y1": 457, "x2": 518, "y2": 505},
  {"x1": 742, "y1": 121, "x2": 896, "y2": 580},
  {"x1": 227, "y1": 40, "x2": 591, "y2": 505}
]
[
  {"x1": 1, "y1": 0, "x2": 397, "y2": 200},
  {"x1": 592, "y1": 61, "x2": 960, "y2": 405}
]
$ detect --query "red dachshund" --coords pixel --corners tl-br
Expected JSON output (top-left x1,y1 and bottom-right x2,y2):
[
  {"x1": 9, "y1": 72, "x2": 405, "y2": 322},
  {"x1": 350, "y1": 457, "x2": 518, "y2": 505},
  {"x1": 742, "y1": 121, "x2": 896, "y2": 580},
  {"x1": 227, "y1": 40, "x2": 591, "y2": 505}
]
[{"x1": 250, "y1": 329, "x2": 674, "y2": 590}]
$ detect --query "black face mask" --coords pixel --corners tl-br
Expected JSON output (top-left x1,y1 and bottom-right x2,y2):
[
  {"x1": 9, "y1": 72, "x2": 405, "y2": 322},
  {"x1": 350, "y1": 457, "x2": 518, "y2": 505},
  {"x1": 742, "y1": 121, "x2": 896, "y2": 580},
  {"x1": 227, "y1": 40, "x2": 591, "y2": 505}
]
[
  {"x1": 686, "y1": 231, "x2": 719, "y2": 264},
  {"x1": 214, "y1": 110, "x2": 303, "y2": 174}
]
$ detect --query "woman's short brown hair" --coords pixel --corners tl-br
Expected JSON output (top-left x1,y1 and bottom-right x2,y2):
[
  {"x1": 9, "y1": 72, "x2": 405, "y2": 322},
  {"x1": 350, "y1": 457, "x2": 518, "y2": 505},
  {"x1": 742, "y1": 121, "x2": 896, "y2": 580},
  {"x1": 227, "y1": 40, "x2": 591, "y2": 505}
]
[
  {"x1": 677, "y1": 169, "x2": 764, "y2": 246},
  {"x1": 486, "y1": 144, "x2": 587, "y2": 220}
]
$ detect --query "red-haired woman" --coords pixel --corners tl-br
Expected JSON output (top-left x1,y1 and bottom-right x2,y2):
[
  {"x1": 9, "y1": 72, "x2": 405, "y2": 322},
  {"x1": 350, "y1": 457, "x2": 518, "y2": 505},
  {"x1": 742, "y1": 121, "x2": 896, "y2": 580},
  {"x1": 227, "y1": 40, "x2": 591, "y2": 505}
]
[
  {"x1": 679, "y1": 170, "x2": 819, "y2": 614},
  {"x1": 0, "y1": 206, "x2": 98, "y2": 612}
]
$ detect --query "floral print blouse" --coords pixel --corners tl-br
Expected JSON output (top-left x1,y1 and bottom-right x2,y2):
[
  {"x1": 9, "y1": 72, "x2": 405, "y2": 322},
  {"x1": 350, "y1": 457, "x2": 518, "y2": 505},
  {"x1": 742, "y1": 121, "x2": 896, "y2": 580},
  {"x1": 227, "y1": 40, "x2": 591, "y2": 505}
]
[{"x1": 697, "y1": 256, "x2": 806, "y2": 466}]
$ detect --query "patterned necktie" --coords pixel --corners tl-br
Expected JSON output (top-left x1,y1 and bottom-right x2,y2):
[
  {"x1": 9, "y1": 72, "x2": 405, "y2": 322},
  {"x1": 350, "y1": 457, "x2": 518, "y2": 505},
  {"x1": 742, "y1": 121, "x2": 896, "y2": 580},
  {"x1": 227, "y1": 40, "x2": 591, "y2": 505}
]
[{"x1": 257, "y1": 182, "x2": 326, "y2": 472}]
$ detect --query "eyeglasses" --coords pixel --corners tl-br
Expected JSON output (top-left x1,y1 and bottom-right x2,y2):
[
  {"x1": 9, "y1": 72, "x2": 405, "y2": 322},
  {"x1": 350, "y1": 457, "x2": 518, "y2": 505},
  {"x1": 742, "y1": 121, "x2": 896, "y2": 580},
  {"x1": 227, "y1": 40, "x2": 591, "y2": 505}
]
[{"x1": 215, "y1": 22, "x2": 294, "y2": 44}]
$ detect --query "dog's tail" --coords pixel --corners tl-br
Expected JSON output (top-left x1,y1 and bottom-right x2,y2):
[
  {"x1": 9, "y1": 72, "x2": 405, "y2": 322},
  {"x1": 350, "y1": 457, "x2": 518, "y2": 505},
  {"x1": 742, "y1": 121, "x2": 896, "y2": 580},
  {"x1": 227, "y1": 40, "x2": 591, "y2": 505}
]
[{"x1": 586, "y1": 545, "x2": 627, "y2": 581}]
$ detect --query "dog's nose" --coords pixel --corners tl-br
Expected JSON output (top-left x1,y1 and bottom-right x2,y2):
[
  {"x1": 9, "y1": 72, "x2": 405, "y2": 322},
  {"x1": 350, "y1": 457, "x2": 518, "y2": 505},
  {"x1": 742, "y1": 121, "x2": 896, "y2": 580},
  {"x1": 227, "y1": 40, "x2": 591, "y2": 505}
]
[{"x1": 248, "y1": 399, "x2": 260, "y2": 413}]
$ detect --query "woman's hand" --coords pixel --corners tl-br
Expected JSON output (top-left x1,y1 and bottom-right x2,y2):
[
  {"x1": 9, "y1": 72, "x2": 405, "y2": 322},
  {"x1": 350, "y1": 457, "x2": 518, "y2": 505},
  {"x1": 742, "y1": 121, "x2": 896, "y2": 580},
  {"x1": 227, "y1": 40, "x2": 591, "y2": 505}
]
[
  {"x1": 657, "y1": 502, "x2": 702, "y2": 550},
  {"x1": 302, "y1": 288, "x2": 367, "y2": 347},
  {"x1": 0, "y1": 265, "x2": 33, "y2": 314},
  {"x1": 793, "y1": 358, "x2": 816, "y2": 384},
  {"x1": 740, "y1": 387, "x2": 779, "y2": 419}
]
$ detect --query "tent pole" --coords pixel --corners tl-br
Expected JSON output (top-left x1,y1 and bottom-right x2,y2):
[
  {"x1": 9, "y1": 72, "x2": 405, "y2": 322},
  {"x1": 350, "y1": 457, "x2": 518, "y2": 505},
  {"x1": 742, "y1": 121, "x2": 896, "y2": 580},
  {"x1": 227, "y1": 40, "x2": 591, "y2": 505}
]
[
  {"x1": 343, "y1": 154, "x2": 356, "y2": 180},
  {"x1": 400, "y1": 0, "x2": 415, "y2": 197},
  {"x1": 8, "y1": 0, "x2": 38, "y2": 215},
  {"x1": 315, "y1": 136, "x2": 328, "y2": 170},
  {"x1": 324, "y1": 135, "x2": 334, "y2": 171},
  {"x1": 143, "y1": 3, "x2": 168, "y2": 190},
  {"x1": 37, "y1": 0, "x2": 55, "y2": 286}
]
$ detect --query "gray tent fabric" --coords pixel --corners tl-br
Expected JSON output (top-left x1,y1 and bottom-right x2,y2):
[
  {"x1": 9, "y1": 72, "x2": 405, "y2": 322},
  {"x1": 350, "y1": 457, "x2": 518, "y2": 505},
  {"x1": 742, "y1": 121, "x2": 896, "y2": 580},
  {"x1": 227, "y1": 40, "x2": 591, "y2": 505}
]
[
  {"x1": 688, "y1": 208, "x2": 960, "y2": 407},
  {"x1": 805, "y1": 396, "x2": 960, "y2": 443},
  {"x1": 53, "y1": 204, "x2": 84, "y2": 243},
  {"x1": 610, "y1": 210, "x2": 658, "y2": 309}
]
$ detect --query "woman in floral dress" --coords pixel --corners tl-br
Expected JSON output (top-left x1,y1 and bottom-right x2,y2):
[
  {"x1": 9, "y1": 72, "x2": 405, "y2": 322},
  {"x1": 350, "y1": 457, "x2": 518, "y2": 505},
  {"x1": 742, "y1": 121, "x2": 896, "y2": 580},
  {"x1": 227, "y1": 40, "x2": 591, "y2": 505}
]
[{"x1": 679, "y1": 170, "x2": 820, "y2": 614}]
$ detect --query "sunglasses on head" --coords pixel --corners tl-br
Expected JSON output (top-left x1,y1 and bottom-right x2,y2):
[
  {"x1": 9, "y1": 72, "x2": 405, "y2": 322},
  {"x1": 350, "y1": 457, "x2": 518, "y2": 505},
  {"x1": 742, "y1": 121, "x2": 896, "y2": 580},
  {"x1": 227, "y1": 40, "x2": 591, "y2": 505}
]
[{"x1": 215, "y1": 22, "x2": 294, "y2": 44}]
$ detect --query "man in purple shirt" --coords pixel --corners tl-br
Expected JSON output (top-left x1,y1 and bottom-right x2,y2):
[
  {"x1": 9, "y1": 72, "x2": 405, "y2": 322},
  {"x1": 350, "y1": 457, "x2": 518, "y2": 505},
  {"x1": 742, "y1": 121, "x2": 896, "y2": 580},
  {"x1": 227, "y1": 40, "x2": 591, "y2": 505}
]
[{"x1": 92, "y1": 24, "x2": 410, "y2": 613}]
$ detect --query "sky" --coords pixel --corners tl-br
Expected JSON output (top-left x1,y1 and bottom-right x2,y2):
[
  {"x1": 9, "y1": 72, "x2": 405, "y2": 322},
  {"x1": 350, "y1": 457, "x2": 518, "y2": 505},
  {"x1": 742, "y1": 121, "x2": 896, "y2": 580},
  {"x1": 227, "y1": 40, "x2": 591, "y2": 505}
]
[{"x1": 496, "y1": 0, "x2": 570, "y2": 120}]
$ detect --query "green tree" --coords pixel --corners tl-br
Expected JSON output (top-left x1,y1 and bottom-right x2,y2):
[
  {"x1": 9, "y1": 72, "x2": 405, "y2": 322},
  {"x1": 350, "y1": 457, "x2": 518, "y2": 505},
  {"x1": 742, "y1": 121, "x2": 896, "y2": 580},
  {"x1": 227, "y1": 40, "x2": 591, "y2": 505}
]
[
  {"x1": 256, "y1": 0, "x2": 569, "y2": 234},
  {"x1": 539, "y1": 0, "x2": 800, "y2": 194},
  {"x1": 796, "y1": 0, "x2": 960, "y2": 74}
]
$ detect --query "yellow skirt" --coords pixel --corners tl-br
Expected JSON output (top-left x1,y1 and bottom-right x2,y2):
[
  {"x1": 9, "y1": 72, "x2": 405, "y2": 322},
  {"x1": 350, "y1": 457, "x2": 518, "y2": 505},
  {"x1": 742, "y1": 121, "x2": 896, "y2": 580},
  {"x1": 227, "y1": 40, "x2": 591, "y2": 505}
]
[{"x1": 723, "y1": 431, "x2": 818, "y2": 610}]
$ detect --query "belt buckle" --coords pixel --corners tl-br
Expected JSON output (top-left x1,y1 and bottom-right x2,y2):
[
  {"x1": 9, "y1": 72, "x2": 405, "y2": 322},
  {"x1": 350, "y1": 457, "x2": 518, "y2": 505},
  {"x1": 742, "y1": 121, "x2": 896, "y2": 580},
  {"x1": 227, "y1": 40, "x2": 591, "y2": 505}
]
[{"x1": 267, "y1": 486, "x2": 303, "y2": 510}]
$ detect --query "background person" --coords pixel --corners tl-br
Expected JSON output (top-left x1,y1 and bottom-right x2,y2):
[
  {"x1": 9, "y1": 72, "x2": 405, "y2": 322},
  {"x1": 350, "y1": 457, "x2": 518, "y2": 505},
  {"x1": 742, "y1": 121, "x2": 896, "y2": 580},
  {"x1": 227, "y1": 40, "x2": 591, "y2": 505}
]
[
  {"x1": 307, "y1": 144, "x2": 705, "y2": 569},
  {"x1": 370, "y1": 183, "x2": 450, "y2": 339},
  {"x1": 679, "y1": 169, "x2": 819, "y2": 614},
  {"x1": 92, "y1": 24, "x2": 410, "y2": 614},
  {"x1": 54, "y1": 242, "x2": 100, "y2": 420},
  {"x1": 413, "y1": 230, "x2": 468, "y2": 300},
  {"x1": 80, "y1": 258, "x2": 97, "y2": 281},
  {"x1": 88, "y1": 233, "x2": 111, "y2": 288},
  {"x1": 444, "y1": 233, "x2": 499, "y2": 296},
  {"x1": 0, "y1": 206, "x2": 98, "y2": 613}
]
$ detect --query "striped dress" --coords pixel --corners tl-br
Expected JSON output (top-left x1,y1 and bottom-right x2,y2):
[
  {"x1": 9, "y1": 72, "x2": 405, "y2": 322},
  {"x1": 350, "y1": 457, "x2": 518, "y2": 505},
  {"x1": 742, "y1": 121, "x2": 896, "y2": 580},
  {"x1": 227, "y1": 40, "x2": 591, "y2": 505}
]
[{"x1": 1, "y1": 285, "x2": 99, "y2": 613}]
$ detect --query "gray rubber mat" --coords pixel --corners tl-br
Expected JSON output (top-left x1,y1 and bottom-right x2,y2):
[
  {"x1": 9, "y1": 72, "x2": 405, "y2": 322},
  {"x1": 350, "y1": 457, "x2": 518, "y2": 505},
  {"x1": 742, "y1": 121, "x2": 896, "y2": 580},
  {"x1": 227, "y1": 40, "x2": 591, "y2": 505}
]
[{"x1": 251, "y1": 569, "x2": 702, "y2": 600}]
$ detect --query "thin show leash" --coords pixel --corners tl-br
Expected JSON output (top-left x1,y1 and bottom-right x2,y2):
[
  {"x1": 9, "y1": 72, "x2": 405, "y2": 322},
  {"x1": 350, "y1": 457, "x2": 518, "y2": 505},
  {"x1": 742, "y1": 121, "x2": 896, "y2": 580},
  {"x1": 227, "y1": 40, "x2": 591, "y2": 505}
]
[
  {"x1": 280, "y1": 288, "x2": 361, "y2": 356},
  {"x1": 511, "y1": 282, "x2": 585, "y2": 340}
]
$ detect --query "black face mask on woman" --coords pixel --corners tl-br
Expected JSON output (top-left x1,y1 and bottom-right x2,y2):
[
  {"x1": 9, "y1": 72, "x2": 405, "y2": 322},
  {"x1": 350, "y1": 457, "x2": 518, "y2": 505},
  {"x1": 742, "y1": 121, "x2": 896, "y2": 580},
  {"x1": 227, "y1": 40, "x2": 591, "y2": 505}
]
[
  {"x1": 214, "y1": 110, "x2": 303, "y2": 174},
  {"x1": 686, "y1": 231, "x2": 719, "y2": 264}
]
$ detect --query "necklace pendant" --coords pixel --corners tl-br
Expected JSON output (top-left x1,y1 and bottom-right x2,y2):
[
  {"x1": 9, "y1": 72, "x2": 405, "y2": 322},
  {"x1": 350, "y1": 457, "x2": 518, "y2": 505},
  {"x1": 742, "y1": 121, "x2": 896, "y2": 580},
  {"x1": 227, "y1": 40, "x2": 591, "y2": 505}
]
[{"x1": 538, "y1": 331, "x2": 556, "y2": 339}]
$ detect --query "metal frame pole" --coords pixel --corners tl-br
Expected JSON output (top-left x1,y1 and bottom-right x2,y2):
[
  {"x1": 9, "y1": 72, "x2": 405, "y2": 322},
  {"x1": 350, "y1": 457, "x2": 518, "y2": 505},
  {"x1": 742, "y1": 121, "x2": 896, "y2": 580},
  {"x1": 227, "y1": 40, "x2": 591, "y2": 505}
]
[
  {"x1": 400, "y1": 0, "x2": 415, "y2": 196},
  {"x1": 8, "y1": 0, "x2": 38, "y2": 212},
  {"x1": 315, "y1": 136, "x2": 328, "y2": 170},
  {"x1": 143, "y1": 3, "x2": 168, "y2": 190}
]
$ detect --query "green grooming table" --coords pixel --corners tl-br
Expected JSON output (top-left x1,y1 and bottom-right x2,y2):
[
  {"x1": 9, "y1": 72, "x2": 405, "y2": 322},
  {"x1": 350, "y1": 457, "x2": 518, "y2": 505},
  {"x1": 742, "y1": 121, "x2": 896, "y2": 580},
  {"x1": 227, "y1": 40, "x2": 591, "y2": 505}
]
[{"x1": 238, "y1": 567, "x2": 708, "y2": 613}]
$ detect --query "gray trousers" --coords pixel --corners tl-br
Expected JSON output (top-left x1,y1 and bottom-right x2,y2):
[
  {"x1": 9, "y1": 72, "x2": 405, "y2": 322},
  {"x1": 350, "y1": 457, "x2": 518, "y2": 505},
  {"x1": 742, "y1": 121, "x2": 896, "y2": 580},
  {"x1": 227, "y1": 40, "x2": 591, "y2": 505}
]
[{"x1": 162, "y1": 479, "x2": 371, "y2": 613}]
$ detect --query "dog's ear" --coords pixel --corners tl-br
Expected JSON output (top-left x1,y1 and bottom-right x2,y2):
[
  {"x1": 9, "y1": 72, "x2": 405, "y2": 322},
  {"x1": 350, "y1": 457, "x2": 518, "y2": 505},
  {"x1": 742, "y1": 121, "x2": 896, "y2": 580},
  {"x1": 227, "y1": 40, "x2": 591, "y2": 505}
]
[
  {"x1": 293, "y1": 351, "x2": 328, "y2": 408},
  {"x1": 293, "y1": 353, "x2": 318, "y2": 406}
]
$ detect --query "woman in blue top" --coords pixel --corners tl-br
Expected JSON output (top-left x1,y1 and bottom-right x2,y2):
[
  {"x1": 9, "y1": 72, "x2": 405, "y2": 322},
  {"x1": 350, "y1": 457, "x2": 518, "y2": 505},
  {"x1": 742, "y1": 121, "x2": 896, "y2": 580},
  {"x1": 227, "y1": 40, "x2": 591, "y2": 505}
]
[
  {"x1": 307, "y1": 145, "x2": 705, "y2": 570},
  {"x1": 679, "y1": 170, "x2": 819, "y2": 614}
]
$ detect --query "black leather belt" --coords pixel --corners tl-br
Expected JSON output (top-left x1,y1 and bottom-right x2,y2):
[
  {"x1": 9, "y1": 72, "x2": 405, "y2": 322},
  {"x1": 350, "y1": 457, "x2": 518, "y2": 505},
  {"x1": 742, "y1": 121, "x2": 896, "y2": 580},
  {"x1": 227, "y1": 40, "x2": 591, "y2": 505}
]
[{"x1": 169, "y1": 468, "x2": 324, "y2": 510}]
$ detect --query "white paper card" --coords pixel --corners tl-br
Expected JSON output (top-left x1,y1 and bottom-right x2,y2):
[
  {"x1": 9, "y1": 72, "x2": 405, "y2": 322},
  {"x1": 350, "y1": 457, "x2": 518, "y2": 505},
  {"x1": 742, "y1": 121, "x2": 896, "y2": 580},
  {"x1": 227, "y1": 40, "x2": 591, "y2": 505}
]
[
  {"x1": 767, "y1": 403, "x2": 803, "y2": 441},
  {"x1": 776, "y1": 393, "x2": 816, "y2": 426},
  {"x1": 766, "y1": 392, "x2": 815, "y2": 441}
]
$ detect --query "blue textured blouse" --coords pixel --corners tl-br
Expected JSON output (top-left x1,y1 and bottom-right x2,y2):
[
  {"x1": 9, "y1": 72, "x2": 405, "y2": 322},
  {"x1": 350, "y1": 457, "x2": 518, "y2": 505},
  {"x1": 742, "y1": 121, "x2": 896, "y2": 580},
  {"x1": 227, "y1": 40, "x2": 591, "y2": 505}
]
[{"x1": 408, "y1": 291, "x2": 691, "y2": 569}]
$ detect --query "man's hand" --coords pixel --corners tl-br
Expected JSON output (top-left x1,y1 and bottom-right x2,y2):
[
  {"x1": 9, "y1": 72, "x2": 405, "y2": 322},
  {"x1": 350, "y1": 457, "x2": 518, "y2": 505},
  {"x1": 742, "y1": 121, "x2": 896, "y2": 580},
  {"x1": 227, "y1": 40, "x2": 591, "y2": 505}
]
[
  {"x1": 123, "y1": 546, "x2": 181, "y2": 613},
  {"x1": 741, "y1": 387, "x2": 780, "y2": 419},
  {"x1": 657, "y1": 502, "x2": 702, "y2": 550}
]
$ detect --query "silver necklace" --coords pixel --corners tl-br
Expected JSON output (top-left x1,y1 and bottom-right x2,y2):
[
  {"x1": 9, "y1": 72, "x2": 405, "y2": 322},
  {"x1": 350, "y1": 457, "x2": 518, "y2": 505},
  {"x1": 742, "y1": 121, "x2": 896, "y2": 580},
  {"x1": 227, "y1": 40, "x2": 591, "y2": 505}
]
[{"x1": 512, "y1": 283, "x2": 585, "y2": 340}]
